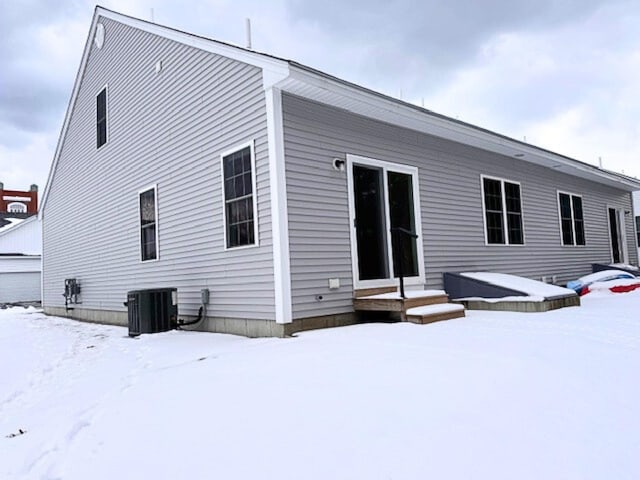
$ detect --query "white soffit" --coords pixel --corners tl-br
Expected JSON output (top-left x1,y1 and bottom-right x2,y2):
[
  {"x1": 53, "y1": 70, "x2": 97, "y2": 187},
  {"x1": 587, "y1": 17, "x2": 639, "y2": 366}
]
[{"x1": 280, "y1": 65, "x2": 640, "y2": 192}]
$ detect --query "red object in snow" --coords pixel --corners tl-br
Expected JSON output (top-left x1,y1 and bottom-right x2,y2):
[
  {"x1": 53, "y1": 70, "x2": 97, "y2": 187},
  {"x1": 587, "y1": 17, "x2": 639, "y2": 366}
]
[
  {"x1": 581, "y1": 282, "x2": 640, "y2": 295},
  {"x1": 609, "y1": 284, "x2": 640, "y2": 294}
]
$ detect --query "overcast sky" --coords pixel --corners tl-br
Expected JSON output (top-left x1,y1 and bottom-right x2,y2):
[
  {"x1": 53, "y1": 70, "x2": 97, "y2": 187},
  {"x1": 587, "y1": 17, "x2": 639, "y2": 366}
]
[{"x1": 1, "y1": 0, "x2": 639, "y2": 192}]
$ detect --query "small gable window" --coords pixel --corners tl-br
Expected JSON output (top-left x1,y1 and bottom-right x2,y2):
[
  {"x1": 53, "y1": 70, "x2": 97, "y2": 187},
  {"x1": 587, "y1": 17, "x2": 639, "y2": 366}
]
[
  {"x1": 558, "y1": 192, "x2": 585, "y2": 246},
  {"x1": 7, "y1": 202, "x2": 26, "y2": 213},
  {"x1": 222, "y1": 143, "x2": 257, "y2": 249},
  {"x1": 481, "y1": 176, "x2": 524, "y2": 245},
  {"x1": 97, "y1": 87, "x2": 107, "y2": 149},
  {"x1": 139, "y1": 186, "x2": 158, "y2": 261}
]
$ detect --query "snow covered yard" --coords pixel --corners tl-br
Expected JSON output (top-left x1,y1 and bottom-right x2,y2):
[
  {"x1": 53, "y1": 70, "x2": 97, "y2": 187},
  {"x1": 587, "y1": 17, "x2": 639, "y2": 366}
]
[{"x1": 1, "y1": 292, "x2": 639, "y2": 480}]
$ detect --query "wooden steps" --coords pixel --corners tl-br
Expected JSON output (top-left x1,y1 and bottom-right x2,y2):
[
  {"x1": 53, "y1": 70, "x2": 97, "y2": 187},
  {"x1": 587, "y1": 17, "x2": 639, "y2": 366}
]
[
  {"x1": 405, "y1": 303, "x2": 466, "y2": 324},
  {"x1": 353, "y1": 288, "x2": 465, "y2": 324}
]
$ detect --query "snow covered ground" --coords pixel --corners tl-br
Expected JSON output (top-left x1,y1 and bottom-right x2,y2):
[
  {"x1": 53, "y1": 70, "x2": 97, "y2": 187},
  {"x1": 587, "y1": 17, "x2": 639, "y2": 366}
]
[{"x1": 1, "y1": 291, "x2": 639, "y2": 480}]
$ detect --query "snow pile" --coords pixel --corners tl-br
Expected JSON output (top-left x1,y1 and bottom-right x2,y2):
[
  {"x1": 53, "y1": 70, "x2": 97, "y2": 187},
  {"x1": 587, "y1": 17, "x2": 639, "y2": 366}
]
[
  {"x1": 584, "y1": 278, "x2": 640, "y2": 295},
  {"x1": 2, "y1": 294, "x2": 640, "y2": 479},
  {"x1": 568, "y1": 270, "x2": 640, "y2": 296},
  {"x1": 573, "y1": 269, "x2": 636, "y2": 285},
  {"x1": 460, "y1": 272, "x2": 575, "y2": 298},
  {"x1": 609, "y1": 263, "x2": 640, "y2": 272}
]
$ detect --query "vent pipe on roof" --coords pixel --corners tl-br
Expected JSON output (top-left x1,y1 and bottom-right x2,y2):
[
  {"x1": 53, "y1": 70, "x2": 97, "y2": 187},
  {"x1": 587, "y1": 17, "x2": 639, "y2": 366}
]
[
  {"x1": 245, "y1": 18, "x2": 252, "y2": 49},
  {"x1": 599, "y1": 157, "x2": 603, "y2": 168}
]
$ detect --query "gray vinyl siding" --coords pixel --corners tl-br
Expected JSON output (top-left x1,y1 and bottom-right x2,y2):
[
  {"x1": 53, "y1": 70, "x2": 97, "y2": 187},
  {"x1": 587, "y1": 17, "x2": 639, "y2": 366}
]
[
  {"x1": 43, "y1": 17, "x2": 275, "y2": 319},
  {"x1": 283, "y1": 93, "x2": 638, "y2": 319}
]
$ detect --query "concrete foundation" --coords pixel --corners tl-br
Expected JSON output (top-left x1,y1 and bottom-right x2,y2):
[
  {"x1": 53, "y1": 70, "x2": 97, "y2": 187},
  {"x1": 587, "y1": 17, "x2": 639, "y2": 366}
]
[
  {"x1": 43, "y1": 306, "x2": 360, "y2": 338},
  {"x1": 45, "y1": 306, "x2": 128, "y2": 327}
]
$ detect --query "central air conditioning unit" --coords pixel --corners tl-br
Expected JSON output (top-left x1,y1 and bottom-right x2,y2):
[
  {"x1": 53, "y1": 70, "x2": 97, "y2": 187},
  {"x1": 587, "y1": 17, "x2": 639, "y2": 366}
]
[{"x1": 126, "y1": 288, "x2": 177, "y2": 337}]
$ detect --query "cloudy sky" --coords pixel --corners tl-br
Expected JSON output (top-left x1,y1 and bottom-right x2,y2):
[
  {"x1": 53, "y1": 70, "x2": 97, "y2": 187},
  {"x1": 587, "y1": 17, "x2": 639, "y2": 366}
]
[{"x1": 1, "y1": 0, "x2": 639, "y2": 192}]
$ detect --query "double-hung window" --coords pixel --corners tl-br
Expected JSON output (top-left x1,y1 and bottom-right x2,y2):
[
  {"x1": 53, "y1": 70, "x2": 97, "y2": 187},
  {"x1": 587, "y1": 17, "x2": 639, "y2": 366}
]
[
  {"x1": 222, "y1": 143, "x2": 257, "y2": 249},
  {"x1": 636, "y1": 216, "x2": 640, "y2": 248},
  {"x1": 97, "y1": 87, "x2": 107, "y2": 149},
  {"x1": 558, "y1": 192, "x2": 585, "y2": 246},
  {"x1": 481, "y1": 176, "x2": 524, "y2": 245},
  {"x1": 139, "y1": 186, "x2": 158, "y2": 261}
]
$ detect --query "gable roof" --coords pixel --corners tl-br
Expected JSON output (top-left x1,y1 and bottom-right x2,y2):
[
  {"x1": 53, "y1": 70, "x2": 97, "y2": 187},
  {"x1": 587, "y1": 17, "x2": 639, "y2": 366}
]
[
  {"x1": 0, "y1": 215, "x2": 41, "y2": 255},
  {"x1": 40, "y1": 6, "x2": 640, "y2": 215}
]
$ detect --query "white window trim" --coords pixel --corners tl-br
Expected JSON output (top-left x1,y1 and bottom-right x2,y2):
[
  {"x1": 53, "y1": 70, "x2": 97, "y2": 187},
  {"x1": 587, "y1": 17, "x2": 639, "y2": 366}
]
[
  {"x1": 556, "y1": 190, "x2": 585, "y2": 247},
  {"x1": 96, "y1": 84, "x2": 109, "y2": 149},
  {"x1": 138, "y1": 184, "x2": 159, "y2": 263},
  {"x1": 346, "y1": 154, "x2": 426, "y2": 290},
  {"x1": 480, "y1": 174, "x2": 526, "y2": 246},
  {"x1": 7, "y1": 202, "x2": 27, "y2": 213},
  {"x1": 220, "y1": 140, "x2": 259, "y2": 251},
  {"x1": 606, "y1": 205, "x2": 629, "y2": 264}
]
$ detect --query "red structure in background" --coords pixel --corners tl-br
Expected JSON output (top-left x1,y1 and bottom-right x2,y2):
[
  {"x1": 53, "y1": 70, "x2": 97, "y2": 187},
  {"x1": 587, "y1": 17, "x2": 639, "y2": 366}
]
[{"x1": 0, "y1": 183, "x2": 38, "y2": 216}]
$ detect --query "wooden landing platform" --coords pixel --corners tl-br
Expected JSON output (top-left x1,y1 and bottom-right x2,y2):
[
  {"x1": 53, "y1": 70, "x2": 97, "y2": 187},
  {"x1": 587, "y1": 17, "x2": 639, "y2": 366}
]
[{"x1": 353, "y1": 288, "x2": 465, "y2": 323}]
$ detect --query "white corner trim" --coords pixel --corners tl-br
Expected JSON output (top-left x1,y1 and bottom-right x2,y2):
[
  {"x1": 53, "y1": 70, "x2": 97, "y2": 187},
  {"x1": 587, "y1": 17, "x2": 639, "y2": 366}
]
[{"x1": 265, "y1": 87, "x2": 292, "y2": 324}]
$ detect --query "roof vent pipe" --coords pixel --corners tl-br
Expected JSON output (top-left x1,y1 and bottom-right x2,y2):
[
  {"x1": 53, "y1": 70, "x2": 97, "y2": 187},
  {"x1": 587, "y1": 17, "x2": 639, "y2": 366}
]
[{"x1": 245, "y1": 18, "x2": 252, "y2": 49}]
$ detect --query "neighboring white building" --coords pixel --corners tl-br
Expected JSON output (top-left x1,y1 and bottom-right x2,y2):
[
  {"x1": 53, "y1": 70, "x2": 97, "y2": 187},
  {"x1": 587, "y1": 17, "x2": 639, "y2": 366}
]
[{"x1": 0, "y1": 216, "x2": 42, "y2": 303}]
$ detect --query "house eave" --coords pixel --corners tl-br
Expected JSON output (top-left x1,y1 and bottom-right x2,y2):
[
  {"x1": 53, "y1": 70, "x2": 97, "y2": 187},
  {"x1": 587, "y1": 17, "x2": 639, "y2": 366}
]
[
  {"x1": 41, "y1": 5, "x2": 639, "y2": 221},
  {"x1": 282, "y1": 63, "x2": 640, "y2": 192}
]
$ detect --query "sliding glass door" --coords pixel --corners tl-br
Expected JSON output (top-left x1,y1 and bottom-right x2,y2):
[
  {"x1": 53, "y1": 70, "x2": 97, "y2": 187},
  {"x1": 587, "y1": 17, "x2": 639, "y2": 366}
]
[{"x1": 348, "y1": 155, "x2": 424, "y2": 288}]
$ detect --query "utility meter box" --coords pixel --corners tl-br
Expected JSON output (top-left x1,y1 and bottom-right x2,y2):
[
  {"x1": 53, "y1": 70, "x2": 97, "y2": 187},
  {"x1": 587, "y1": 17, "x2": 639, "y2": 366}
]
[{"x1": 126, "y1": 288, "x2": 177, "y2": 337}]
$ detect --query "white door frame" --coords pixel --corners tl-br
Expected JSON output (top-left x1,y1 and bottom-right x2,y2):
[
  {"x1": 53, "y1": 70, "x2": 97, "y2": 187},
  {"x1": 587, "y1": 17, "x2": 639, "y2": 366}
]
[
  {"x1": 346, "y1": 154, "x2": 426, "y2": 290},
  {"x1": 607, "y1": 206, "x2": 629, "y2": 264}
]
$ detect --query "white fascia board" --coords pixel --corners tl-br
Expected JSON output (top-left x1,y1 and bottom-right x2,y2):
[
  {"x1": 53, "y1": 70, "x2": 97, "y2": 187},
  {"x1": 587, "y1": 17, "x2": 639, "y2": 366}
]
[
  {"x1": 40, "y1": 8, "x2": 291, "y2": 217},
  {"x1": 265, "y1": 87, "x2": 292, "y2": 324},
  {"x1": 95, "y1": 7, "x2": 290, "y2": 88},
  {"x1": 283, "y1": 65, "x2": 640, "y2": 192}
]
